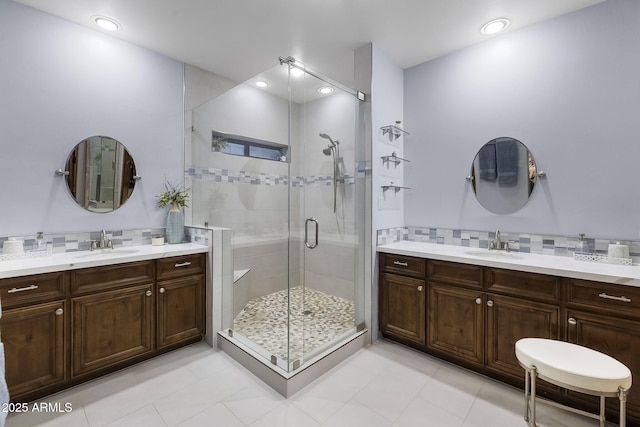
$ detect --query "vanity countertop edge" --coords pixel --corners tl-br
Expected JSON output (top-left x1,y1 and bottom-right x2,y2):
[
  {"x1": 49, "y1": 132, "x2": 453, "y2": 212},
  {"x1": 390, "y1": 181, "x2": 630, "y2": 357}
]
[
  {"x1": 0, "y1": 243, "x2": 208, "y2": 280},
  {"x1": 377, "y1": 241, "x2": 640, "y2": 287}
]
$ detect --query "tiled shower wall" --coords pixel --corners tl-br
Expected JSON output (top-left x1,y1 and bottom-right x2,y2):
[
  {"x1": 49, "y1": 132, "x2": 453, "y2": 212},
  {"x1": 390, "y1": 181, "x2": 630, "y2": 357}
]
[{"x1": 377, "y1": 226, "x2": 640, "y2": 263}]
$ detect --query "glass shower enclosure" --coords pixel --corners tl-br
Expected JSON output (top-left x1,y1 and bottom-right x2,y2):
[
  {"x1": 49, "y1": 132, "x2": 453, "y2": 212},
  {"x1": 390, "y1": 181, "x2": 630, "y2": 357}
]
[{"x1": 186, "y1": 57, "x2": 365, "y2": 372}]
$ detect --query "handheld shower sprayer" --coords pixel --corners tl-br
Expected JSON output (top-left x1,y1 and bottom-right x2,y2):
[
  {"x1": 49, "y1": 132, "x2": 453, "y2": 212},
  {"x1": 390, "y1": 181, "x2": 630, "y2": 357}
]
[
  {"x1": 319, "y1": 133, "x2": 339, "y2": 147},
  {"x1": 319, "y1": 133, "x2": 340, "y2": 212}
]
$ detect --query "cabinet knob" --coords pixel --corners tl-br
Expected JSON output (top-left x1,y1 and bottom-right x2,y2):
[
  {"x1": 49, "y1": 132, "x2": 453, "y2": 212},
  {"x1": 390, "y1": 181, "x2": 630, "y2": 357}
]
[
  {"x1": 568, "y1": 317, "x2": 577, "y2": 325},
  {"x1": 160, "y1": 287, "x2": 166, "y2": 294},
  {"x1": 475, "y1": 297, "x2": 482, "y2": 305},
  {"x1": 146, "y1": 290, "x2": 152, "y2": 297},
  {"x1": 55, "y1": 308, "x2": 63, "y2": 316},
  {"x1": 417, "y1": 286, "x2": 423, "y2": 292},
  {"x1": 487, "y1": 300, "x2": 494, "y2": 307}
]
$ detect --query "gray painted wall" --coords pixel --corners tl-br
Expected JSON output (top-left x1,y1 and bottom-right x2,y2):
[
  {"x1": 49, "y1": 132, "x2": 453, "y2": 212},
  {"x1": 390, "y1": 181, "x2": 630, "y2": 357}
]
[
  {"x1": 0, "y1": 0, "x2": 183, "y2": 236},
  {"x1": 404, "y1": 0, "x2": 640, "y2": 240}
]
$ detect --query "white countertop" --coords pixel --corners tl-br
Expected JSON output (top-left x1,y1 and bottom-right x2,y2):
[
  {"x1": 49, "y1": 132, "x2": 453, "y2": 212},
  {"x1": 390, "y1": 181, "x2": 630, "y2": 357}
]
[
  {"x1": 378, "y1": 241, "x2": 640, "y2": 287},
  {"x1": 0, "y1": 243, "x2": 208, "y2": 280}
]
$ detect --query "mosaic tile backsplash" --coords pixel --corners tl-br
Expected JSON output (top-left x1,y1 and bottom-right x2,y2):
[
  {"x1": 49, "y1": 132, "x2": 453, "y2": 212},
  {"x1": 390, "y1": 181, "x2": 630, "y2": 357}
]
[
  {"x1": 0, "y1": 226, "x2": 208, "y2": 255},
  {"x1": 377, "y1": 226, "x2": 640, "y2": 264}
]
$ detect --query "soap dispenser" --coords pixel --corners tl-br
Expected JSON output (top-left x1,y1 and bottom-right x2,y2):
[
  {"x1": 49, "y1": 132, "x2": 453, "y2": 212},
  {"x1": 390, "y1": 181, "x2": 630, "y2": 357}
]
[{"x1": 575, "y1": 233, "x2": 591, "y2": 255}]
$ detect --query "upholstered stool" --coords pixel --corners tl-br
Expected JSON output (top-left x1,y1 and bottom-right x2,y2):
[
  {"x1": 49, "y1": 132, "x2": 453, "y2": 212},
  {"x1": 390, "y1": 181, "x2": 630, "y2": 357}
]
[{"x1": 515, "y1": 338, "x2": 632, "y2": 427}]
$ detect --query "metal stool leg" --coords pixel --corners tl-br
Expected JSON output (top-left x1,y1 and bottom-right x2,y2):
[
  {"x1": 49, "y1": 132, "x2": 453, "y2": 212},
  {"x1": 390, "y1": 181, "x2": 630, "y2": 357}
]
[
  {"x1": 530, "y1": 365, "x2": 537, "y2": 427},
  {"x1": 619, "y1": 386, "x2": 628, "y2": 427},
  {"x1": 524, "y1": 367, "x2": 530, "y2": 423}
]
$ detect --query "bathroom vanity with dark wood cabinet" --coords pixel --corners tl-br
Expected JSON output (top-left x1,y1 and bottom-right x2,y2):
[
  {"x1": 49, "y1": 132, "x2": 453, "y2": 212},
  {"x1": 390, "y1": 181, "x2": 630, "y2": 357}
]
[
  {"x1": 0, "y1": 252, "x2": 206, "y2": 403},
  {"x1": 378, "y1": 249, "x2": 640, "y2": 425}
]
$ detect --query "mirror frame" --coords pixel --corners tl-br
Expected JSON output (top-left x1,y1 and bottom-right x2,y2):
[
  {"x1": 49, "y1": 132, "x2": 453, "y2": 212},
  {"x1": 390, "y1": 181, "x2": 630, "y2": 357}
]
[
  {"x1": 469, "y1": 137, "x2": 538, "y2": 214},
  {"x1": 63, "y1": 136, "x2": 138, "y2": 213}
]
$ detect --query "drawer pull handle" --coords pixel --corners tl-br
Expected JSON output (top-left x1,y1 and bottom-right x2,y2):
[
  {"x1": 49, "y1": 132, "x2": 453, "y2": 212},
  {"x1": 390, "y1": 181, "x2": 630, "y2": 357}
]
[
  {"x1": 146, "y1": 290, "x2": 152, "y2": 297},
  {"x1": 174, "y1": 261, "x2": 192, "y2": 268},
  {"x1": 55, "y1": 308, "x2": 64, "y2": 316},
  {"x1": 568, "y1": 317, "x2": 577, "y2": 325},
  {"x1": 598, "y1": 293, "x2": 631, "y2": 303},
  {"x1": 7, "y1": 284, "x2": 39, "y2": 294},
  {"x1": 159, "y1": 287, "x2": 166, "y2": 294},
  {"x1": 393, "y1": 261, "x2": 408, "y2": 267},
  {"x1": 487, "y1": 300, "x2": 494, "y2": 307}
]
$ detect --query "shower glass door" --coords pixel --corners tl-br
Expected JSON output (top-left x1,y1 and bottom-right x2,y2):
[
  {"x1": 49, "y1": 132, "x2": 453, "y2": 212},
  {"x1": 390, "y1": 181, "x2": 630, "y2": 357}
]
[
  {"x1": 185, "y1": 59, "x2": 364, "y2": 373},
  {"x1": 287, "y1": 62, "x2": 362, "y2": 370}
]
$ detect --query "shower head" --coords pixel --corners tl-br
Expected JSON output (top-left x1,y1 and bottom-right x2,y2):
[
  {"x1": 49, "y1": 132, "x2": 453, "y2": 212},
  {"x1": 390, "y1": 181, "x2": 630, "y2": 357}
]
[
  {"x1": 319, "y1": 133, "x2": 339, "y2": 146},
  {"x1": 322, "y1": 147, "x2": 333, "y2": 156}
]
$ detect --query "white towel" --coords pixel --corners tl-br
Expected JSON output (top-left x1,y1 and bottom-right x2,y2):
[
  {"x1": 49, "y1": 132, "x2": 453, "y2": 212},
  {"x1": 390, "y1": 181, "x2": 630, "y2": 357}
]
[{"x1": 0, "y1": 342, "x2": 8, "y2": 427}]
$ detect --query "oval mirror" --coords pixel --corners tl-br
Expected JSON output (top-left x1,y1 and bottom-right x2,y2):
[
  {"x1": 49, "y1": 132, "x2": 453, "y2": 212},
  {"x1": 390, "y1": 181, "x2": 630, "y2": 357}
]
[
  {"x1": 64, "y1": 136, "x2": 137, "y2": 213},
  {"x1": 469, "y1": 137, "x2": 537, "y2": 214}
]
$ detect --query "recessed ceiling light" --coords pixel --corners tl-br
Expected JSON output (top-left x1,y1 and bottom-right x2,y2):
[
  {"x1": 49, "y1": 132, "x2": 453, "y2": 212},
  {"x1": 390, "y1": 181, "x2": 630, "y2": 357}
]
[
  {"x1": 92, "y1": 15, "x2": 121, "y2": 31},
  {"x1": 255, "y1": 80, "x2": 268, "y2": 88},
  {"x1": 480, "y1": 18, "x2": 510, "y2": 35},
  {"x1": 317, "y1": 86, "x2": 334, "y2": 94}
]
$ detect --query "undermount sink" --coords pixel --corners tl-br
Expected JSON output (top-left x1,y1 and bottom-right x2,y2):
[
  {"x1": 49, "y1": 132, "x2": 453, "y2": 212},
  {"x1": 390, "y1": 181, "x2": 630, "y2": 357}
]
[
  {"x1": 73, "y1": 248, "x2": 139, "y2": 259},
  {"x1": 464, "y1": 250, "x2": 525, "y2": 260}
]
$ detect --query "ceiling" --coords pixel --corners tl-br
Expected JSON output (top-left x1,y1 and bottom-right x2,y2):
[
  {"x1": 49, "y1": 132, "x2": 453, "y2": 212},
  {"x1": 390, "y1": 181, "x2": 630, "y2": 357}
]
[{"x1": 14, "y1": 0, "x2": 604, "y2": 88}]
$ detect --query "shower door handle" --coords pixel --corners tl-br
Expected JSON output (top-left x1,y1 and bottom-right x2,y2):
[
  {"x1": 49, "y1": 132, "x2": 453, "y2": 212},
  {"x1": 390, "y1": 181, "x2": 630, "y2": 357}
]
[{"x1": 305, "y1": 218, "x2": 319, "y2": 249}]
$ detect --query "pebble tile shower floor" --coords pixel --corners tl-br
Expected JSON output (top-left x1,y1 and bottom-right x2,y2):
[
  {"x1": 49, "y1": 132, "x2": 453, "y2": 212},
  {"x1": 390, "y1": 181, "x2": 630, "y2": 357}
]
[{"x1": 232, "y1": 286, "x2": 355, "y2": 363}]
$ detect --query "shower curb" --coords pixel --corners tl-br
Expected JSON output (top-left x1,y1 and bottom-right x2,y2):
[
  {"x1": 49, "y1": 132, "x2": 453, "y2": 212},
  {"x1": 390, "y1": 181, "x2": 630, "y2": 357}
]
[{"x1": 217, "y1": 329, "x2": 368, "y2": 397}]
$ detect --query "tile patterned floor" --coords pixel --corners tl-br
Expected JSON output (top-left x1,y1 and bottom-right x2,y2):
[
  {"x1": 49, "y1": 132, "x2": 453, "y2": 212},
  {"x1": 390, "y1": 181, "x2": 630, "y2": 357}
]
[
  {"x1": 232, "y1": 286, "x2": 355, "y2": 363},
  {"x1": 5, "y1": 339, "x2": 608, "y2": 427}
]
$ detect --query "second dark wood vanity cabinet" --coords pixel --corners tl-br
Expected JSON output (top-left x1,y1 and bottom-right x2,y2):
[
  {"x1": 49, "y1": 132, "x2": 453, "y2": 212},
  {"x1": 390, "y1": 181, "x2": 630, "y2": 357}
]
[{"x1": 378, "y1": 252, "x2": 640, "y2": 425}]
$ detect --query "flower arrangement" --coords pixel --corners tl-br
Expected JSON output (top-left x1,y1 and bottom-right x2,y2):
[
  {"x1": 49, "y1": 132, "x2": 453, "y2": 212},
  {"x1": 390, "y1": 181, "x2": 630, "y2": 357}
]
[{"x1": 157, "y1": 179, "x2": 190, "y2": 208}]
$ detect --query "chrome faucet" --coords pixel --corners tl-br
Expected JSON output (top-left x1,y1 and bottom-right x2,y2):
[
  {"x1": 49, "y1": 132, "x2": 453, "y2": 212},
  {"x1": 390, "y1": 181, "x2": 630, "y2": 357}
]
[
  {"x1": 91, "y1": 229, "x2": 113, "y2": 251},
  {"x1": 489, "y1": 229, "x2": 511, "y2": 252}
]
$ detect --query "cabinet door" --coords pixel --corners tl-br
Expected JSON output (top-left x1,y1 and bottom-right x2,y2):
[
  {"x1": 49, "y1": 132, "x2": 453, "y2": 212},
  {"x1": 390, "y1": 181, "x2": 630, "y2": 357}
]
[
  {"x1": 486, "y1": 293, "x2": 560, "y2": 381},
  {"x1": 428, "y1": 282, "x2": 483, "y2": 366},
  {"x1": 72, "y1": 283, "x2": 154, "y2": 377},
  {"x1": 1, "y1": 300, "x2": 66, "y2": 400},
  {"x1": 566, "y1": 310, "x2": 640, "y2": 421},
  {"x1": 380, "y1": 273, "x2": 426, "y2": 349},
  {"x1": 157, "y1": 275, "x2": 205, "y2": 349}
]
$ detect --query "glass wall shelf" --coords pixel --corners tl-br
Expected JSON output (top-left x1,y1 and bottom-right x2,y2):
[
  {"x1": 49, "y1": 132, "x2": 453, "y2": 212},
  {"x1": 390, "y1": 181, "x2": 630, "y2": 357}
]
[
  {"x1": 381, "y1": 155, "x2": 410, "y2": 166},
  {"x1": 381, "y1": 184, "x2": 410, "y2": 193},
  {"x1": 380, "y1": 125, "x2": 409, "y2": 141}
]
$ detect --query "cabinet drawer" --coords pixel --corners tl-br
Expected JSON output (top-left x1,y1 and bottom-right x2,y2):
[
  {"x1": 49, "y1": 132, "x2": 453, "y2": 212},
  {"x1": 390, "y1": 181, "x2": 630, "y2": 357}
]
[
  {"x1": 0, "y1": 272, "x2": 67, "y2": 308},
  {"x1": 486, "y1": 268, "x2": 560, "y2": 302},
  {"x1": 566, "y1": 279, "x2": 640, "y2": 317},
  {"x1": 71, "y1": 260, "x2": 155, "y2": 294},
  {"x1": 380, "y1": 253, "x2": 426, "y2": 278},
  {"x1": 427, "y1": 260, "x2": 483, "y2": 289},
  {"x1": 156, "y1": 253, "x2": 206, "y2": 280}
]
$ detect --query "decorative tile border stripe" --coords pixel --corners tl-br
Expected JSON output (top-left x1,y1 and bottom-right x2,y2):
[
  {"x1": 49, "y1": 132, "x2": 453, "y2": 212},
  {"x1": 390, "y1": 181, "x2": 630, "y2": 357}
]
[
  {"x1": 377, "y1": 226, "x2": 640, "y2": 264},
  {"x1": 187, "y1": 167, "x2": 355, "y2": 187}
]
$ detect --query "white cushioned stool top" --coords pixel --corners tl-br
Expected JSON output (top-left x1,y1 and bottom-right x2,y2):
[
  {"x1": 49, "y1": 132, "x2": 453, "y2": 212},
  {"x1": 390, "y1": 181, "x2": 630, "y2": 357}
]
[{"x1": 515, "y1": 338, "x2": 632, "y2": 393}]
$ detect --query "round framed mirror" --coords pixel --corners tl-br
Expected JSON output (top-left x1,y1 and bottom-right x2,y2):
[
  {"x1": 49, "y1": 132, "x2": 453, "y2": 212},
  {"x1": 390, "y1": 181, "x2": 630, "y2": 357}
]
[
  {"x1": 469, "y1": 137, "x2": 538, "y2": 214},
  {"x1": 63, "y1": 136, "x2": 137, "y2": 213}
]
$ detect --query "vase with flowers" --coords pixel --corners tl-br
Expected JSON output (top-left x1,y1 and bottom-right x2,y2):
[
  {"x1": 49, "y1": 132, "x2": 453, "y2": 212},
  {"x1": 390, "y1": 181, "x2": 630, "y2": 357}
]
[{"x1": 157, "y1": 179, "x2": 190, "y2": 244}]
